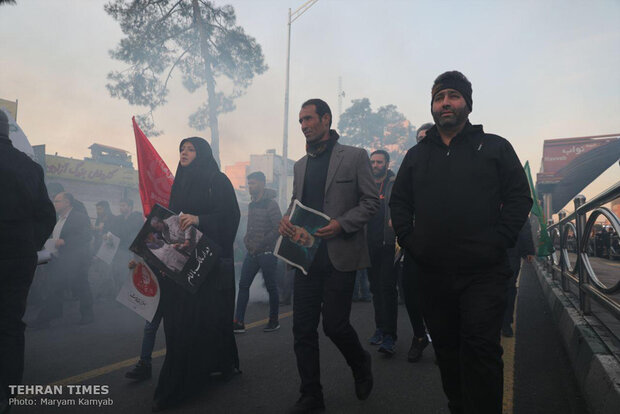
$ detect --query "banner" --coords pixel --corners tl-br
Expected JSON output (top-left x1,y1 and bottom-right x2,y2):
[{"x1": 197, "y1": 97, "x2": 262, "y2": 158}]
[
  {"x1": 525, "y1": 161, "x2": 554, "y2": 256},
  {"x1": 133, "y1": 117, "x2": 174, "y2": 216},
  {"x1": 45, "y1": 155, "x2": 138, "y2": 187}
]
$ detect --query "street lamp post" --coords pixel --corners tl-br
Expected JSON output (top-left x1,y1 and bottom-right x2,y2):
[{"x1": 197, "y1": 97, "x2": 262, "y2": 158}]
[{"x1": 280, "y1": 0, "x2": 319, "y2": 211}]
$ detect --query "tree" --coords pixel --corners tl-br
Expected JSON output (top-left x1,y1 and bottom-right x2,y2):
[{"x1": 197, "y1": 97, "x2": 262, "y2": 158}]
[
  {"x1": 338, "y1": 98, "x2": 415, "y2": 168},
  {"x1": 105, "y1": 0, "x2": 268, "y2": 165}
]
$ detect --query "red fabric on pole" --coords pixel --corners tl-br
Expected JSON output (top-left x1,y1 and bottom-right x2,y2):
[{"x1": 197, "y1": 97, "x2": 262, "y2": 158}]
[{"x1": 132, "y1": 117, "x2": 174, "y2": 216}]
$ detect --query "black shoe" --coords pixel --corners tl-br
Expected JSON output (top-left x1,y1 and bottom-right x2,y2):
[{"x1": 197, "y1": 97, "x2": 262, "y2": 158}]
[
  {"x1": 353, "y1": 350, "x2": 373, "y2": 400},
  {"x1": 78, "y1": 315, "x2": 94, "y2": 325},
  {"x1": 287, "y1": 393, "x2": 325, "y2": 414},
  {"x1": 407, "y1": 335, "x2": 429, "y2": 363},
  {"x1": 501, "y1": 325, "x2": 514, "y2": 338},
  {"x1": 263, "y1": 320, "x2": 280, "y2": 332},
  {"x1": 125, "y1": 360, "x2": 152, "y2": 381}
]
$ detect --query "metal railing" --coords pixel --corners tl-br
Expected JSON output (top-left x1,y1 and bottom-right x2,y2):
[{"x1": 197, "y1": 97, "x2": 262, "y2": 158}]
[{"x1": 544, "y1": 182, "x2": 620, "y2": 325}]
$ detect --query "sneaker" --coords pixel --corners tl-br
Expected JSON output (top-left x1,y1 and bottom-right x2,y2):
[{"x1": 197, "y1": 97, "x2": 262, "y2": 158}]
[
  {"x1": 263, "y1": 320, "x2": 280, "y2": 332},
  {"x1": 501, "y1": 324, "x2": 514, "y2": 338},
  {"x1": 287, "y1": 393, "x2": 325, "y2": 414},
  {"x1": 407, "y1": 335, "x2": 429, "y2": 363},
  {"x1": 233, "y1": 321, "x2": 246, "y2": 334},
  {"x1": 125, "y1": 360, "x2": 152, "y2": 381},
  {"x1": 368, "y1": 329, "x2": 383, "y2": 345},
  {"x1": 378, "y1": 334, "x2": 396, "y2": 356}
]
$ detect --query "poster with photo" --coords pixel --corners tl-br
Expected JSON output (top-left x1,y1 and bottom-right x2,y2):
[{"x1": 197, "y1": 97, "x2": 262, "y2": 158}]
[
  {"x1": 116, "y1": 259, "x2": 160, "y2": 322},
  {"x1": 129, "y1": 204, "x2": 221, "y2": 294},
  {"x1": 274, "y1": 200, "x2": 331, "y2": 275},
  {"x1": 95, "y1": 232, "x2": 120, "y2": 265}
]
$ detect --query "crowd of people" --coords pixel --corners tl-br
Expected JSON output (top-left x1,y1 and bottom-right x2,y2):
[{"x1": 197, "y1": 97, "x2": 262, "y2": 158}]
[
  {"x1": 1, "y1": 70, "x2": 537, "y2": 414},
  {"x1": 25, "y1": 192, "x2": 144, "y2": 329}
]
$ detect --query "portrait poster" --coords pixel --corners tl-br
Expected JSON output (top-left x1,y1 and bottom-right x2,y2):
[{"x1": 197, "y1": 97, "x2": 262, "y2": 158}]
[
  {"x1": 116, "y1": 259, "x2": 160, "y2": 322},
  {"x1": 95, "y1": 232, "x2": 120, "y2": 265},
  {"x1": 274, "y1": 200, "x2": 331, "y2": 275},
  {"x1": 129, "y1": 204, "x2": 221, "y2": 294}
]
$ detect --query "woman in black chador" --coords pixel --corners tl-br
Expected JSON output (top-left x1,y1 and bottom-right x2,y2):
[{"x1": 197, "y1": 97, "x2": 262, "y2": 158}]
[{"x1": 153, "y1": 137, "x2": 240, "y2": 411}]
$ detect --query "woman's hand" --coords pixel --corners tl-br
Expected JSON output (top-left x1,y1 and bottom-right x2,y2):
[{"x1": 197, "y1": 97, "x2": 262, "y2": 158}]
[
  {"x1": 128, "y1": 260, "x2": 137, "y2": 269},
  {"x1": 179, "y1": 213, "x2": 198, "y2": 230}
]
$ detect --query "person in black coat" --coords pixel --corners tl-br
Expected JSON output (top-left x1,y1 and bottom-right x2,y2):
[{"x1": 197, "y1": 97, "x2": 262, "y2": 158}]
[
  {"x1": 390, "y1": 71, "x2": 532, "y2": 414},
  {"x1": 152, "y1": 137, "x2": 240, "y2": 411},
  {"x1": 0, "y1": 109, "x2": 56, "y2": 412},
  {"x1": 502, "y1": 218, "x2": 535, "y2": 337},
  {"x1": 33, "y1": 192, "x2": 94, "y2": 327}
]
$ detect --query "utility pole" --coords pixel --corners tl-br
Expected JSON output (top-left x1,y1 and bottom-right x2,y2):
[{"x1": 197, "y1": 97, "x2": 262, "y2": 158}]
[{"x1": 280, "y1": 0, "x2": 319, "y2": 211}]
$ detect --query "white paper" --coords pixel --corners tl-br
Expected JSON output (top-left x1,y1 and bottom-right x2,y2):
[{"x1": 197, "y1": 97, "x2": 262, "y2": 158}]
[
  {"x1": 37, "y1": 249, "x2": 52, "y2": 265},
  {"x1": 44, "y1": 239, "x2": 57, "y2": 256},
  {"x1": 116, "y1": 259, "x2": 160, "y2": 322},
  {"x1": 96, "y1": 232, "x2": 120, "y2": 265}
]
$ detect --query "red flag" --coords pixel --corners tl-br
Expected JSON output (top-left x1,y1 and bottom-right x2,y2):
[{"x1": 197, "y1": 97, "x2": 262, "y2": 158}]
[{"x1": 132, "y1": 117, "x2": 174, "y2": 216}]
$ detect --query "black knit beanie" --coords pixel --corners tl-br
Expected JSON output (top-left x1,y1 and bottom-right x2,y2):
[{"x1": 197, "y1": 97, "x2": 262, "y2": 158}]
[
  {"x1": 0, "y1": 110, "x2": 9, "y2": 141},
  {"x1": 431, "y1": 71, "x2": 473, "y2": 111}
]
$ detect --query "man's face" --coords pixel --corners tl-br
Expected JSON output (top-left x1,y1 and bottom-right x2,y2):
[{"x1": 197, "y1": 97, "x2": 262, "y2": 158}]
[
  {"x1": 299, "y1": 105, "x2": 330, "y2": 143},
  {"x1": 370, "y1": 154, "x2": 388, "y2": 178},
  {"x1": 96, "y1": 205, "x2": 105, "y2": 218},
  {"x1": 151, "y1": 220, "x2": 164, "y2": 232},
  {"x1": 120, "y1": 201, "x2": 132, "y2": 216},
  {"x1": 247, "y1": 178, "x2": 264, "y2": 197},
  {"x1": 53, "y1": 193, "x2": 70, "y2": 215},
  {"x1": 431, "y1": 88, "x2": 470, "y2": 129}
]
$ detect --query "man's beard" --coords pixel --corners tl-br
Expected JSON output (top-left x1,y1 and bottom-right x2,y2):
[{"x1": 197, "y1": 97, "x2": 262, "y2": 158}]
[
  {"x1": 432, "y1": 106, "x2": 469, "y2": 128},
  {"x1": 372, "y1": 166, "x2": 387, "y2": 178}
]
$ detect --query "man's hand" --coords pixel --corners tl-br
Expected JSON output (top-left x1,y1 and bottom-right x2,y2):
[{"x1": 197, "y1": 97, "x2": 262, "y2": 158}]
[
  {"x1": 128, "y1": 260, "x2": 137, "y2": 269},
  {"x1": 179, "y1": 213, "x2": 198, "y2": 230},
  {"x1": 315, "y1": 219, "x2": 342, "y2": 239},
  {"x1": 526, "y1": 255, "x2": 534, "y2": 263},
  {"x1": 279, "y1": 215, "x2": 296, "y2": 238},
  {"x1": 55, "y1": 239, "x2": 65, "y2": 249}
]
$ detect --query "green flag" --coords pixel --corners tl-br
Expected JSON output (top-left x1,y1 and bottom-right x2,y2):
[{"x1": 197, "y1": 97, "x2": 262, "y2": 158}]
[{"x1": 524, "y1": 161, "x2": 554, "y2": 256}]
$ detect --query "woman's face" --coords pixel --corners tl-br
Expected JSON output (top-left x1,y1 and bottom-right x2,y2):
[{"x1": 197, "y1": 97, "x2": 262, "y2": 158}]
[{"x1": 180, "y1": 142, "x2": 197, "y2": 167}]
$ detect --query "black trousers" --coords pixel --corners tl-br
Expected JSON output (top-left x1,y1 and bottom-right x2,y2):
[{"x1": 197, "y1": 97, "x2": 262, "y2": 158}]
[
  {"x1": 292, "y1": 247, "x2": 366, "y2": 395},
  {"x1": 37, "y1": 260, "x2": 93, "y2": 322},
  {"x1": 418, "y1": 262, "x2": 510, "y2": 414},
  {"x1": 401, "y1": 253, "x2": 427, "y2": 338},
  {"x1": 0, "y1": 254, "x2": 37, "y2": 399},
  {"x1": 367, "y1": 244, "x2": 398, "y2": 338}
]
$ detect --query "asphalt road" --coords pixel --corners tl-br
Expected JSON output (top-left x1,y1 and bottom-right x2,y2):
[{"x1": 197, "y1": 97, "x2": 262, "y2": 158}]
[{"x1": 11, "y1": 262, "x2": 589, "y2": 414}]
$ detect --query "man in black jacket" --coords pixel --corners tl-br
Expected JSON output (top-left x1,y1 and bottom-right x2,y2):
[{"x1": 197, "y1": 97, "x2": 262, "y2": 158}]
[
  {"x1": 0, "y1": 109, "x2": 56, "y2": 413},
  {"x1": 365, "y1": 150, "x2": 399, "y2": 356},
  {"x1": 234, "y1": 171, "x2": 282, "y2": 333},
  {"x1": 503, "y1": 218, "x2": 535, "y2": 338},
  {"x1": 390, "y1": 71, "x2": 532, "y2": 414},
  {"x1": 33, "y1": 192, "x2": 94, "y2": 328}
]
